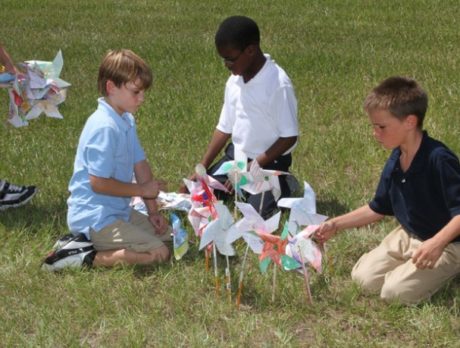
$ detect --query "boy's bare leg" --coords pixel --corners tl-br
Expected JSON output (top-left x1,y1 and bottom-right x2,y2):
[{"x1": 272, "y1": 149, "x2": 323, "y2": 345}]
[{"x1": 93, "y1": 245, "x2": 170, "y2": 267}]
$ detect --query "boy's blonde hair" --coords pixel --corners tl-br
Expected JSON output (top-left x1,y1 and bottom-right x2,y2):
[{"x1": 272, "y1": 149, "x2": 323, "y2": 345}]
[
  {"x1": 364, "y1": 76, "x2": 428, "y2": 128},
  {"x1": 98, "y1": 49, "x2": 152, "y2": 96}
]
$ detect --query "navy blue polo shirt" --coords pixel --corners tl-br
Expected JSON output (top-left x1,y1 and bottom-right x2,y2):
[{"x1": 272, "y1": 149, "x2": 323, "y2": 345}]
[{"x1": 369, "y1": 131, "x2": 460, "y2": 243}]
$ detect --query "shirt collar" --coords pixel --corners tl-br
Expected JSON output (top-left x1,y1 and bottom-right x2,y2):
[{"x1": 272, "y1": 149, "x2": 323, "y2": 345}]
[
  {"x1": 97, "y1": 97, "x2": 133, "y2": 131},
  {"x1": 391, "y1": 130, "x2": 429, "y2": 175},
  {"x1": 236, "y1": 53, "x2": 272, "y2": 86}
]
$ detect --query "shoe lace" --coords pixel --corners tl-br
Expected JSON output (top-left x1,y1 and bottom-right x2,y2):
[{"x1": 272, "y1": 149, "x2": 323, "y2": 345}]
[{"x1": 6, "y1": 183, "x2": 25, "y2": 193}]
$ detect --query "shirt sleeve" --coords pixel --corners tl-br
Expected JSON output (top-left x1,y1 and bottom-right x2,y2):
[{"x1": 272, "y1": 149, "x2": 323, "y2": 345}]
[
  {"x1": 216, "y1": 79, "x2": 235, "y2": 134},
  {"x1": 434, "y1": 148, "x2": 460, "y2": 217},
  {"x1": 369, "y1": 160, "x2": 394, "y2": 216},
  {"x1": 132, "y1": 123, "x2": 146, "y2": 164},
  {"x1": 272, "y1": 85, "x2": 298, "y2": 137},
  {"x1": 84, "y1": 127, "x2": 117, "y2": 178}
]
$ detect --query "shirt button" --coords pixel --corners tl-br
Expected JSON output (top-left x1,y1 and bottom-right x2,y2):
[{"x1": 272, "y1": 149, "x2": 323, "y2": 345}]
[{"x1": 401, "y1": 178, "x2": 406, "y2": 183}]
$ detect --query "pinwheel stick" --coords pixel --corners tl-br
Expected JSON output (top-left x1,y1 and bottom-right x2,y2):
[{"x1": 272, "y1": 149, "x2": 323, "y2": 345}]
[
  {"x1": 271, "y1": 264, "x2": 277, "y2": 303},
  {"x1": 213, "y1": 243, "x2": 220, "y2": 296},
  {"x1": 234, "y1": 172, "x2": 238, "y2": 219},
  {"x1": 225, "y1": 255, "x2": 232, "y2": 302},
  {"x1": 236, "y1": 243, "x2": 250, "y2": 309},
  {"x1": 205, "y1": 247, "x2": 210, "y2": 272},
  {"x1": 298, "y1": 247, "x2": 313, "y2": 305},
  {"x1": 319, "y1": 241, "x2": 332, "y2": 274},
  {"x1": 235, "y1": 191, "x2": 266, "y2": 309}
]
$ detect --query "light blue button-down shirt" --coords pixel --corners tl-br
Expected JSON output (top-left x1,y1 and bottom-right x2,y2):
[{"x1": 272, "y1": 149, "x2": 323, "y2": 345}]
[{"x1": 67, "y1": 98, "x2": 145, "y2": 237}]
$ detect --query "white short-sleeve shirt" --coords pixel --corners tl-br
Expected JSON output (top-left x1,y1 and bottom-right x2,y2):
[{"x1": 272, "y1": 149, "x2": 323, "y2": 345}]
[{"x1": 216, "y1": 54, "x2": 298, "y2": 159}]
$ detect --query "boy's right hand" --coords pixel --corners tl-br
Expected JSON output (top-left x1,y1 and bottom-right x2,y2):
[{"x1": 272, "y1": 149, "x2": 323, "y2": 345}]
[
  {"x1": 224, "y1": 179, "x2": 234, "y2": 194},
  {"x1": 140, "y1": 179, "x2": 167, "y2": 199},
  {"x1": 178, "y1": 173, "x2": 198, "y2": 194},
  {"x1": 315, "y1": 220, "x2": 338, "y2": 244}
]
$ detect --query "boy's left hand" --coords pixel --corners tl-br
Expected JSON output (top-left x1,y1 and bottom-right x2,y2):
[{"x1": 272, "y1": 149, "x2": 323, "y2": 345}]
[
  {"x1": 148, "y1": 213, "x2": 169, "y2": 234},
  {"x1": 412, "y1": 237, "x2": 445, "y2": 269}
]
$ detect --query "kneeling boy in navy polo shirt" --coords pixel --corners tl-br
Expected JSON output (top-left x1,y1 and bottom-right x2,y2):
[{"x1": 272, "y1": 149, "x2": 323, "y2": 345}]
[{"x1": 316, "y1": 76, "x2": 460, "y2": 304}]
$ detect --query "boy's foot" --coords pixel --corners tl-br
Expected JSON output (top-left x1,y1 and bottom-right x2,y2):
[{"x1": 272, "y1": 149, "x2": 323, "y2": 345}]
[
  {"x1": 42, "y1": 234, "x2": 96, "y2": 272},
  {"x1": 0, "y1": 180, "x2": 37, "y2": 211}
]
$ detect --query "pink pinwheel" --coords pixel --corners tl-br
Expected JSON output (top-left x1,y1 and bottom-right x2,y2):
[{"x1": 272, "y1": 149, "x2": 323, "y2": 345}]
[
  {"x1": 286, "y1": 225, "x2": 322, "y2": 273},
  {"x1": 195, "y1": 163, "x2": 228, "y2": 194}
]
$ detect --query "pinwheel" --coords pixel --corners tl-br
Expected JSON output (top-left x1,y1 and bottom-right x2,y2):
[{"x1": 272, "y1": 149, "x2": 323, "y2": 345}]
[
  {"x1": 199, "y1": 202, "x2": 235, "y2": 256},
  {"x1": 242, "y1": 160, "x2": 288, "y2": 201},
  {"x1": 277, "y1": 181, "x2": 328, "y2": 234},
  {"x1": 286, "y1": 225, "x2": 322, "y2": 273},
  {"x1": 257, "y1": 224, "x2": 301, "y2": 302},
  {"x1": 170, "y1": 213, "x2": 189, "y2": 260},
  {"x1": 285, "y1": 225, "x2": 323, "y2": 304},
  {"x1": 226, "y1": 201, "x2": 281, "y2": 308},
  {"x1": 195, "y1": 163, "x2": 228, "y2": 194},
  {"x1": 213, "y1": 146, "x2": 249, "y2": 200},
  {"x1": 199, "y1": 202, "x2": 236, "y2": 301},
  {"x1": 2, "y1": 50, "x2": 71, "y2": 127},
  {"x1": 227, "y1": 202, "x2": 280, "y2": 253},
  {"x1": 189, "y1": 166, "x2": 234, "y2": 297},
  {"x1": 130, "y1": 191, "x2": 191, "y2": 215},
  {"x1": 183, "y1": 178, "x2": 217, "y2": 236}
]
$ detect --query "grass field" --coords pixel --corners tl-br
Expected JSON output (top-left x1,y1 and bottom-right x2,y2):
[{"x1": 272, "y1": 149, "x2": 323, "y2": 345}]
[{"x1": 1, "y1": 0, "x2": 459, "y2": 346}]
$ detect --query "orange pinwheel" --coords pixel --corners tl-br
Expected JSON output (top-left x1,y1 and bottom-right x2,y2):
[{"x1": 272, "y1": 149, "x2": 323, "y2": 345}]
[{"x1": 257, "y1": 225, "x2": 300, "y2": 273}]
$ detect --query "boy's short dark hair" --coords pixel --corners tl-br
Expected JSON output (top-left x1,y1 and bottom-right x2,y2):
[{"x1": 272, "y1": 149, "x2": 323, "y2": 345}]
[
  {"x1": 215, "y1": 16, "x2": 260, "y2": 51},
  {"x1": 364, "y1": 76, "x2": 428, "y2": 128},
  {"x1": 98, "y1": 49, "x2": 152, "y2": 96}
]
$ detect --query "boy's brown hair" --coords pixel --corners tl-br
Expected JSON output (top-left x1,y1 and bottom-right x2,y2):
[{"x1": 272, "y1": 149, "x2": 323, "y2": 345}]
[
  {"x1": 364, "y1": 76, "x2": 428, "y2": 128},
  {"x1": 98, "y1": 49, "x2": 152, "y2": 96}
]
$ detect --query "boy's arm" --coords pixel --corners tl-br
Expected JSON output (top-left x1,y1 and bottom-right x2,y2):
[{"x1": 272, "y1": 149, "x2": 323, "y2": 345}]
[
  {"x1": 255, "y1": 136, "x2": 297, "y2": 167},
  {"x1": 199, "y1": 129, "x2": 231, "y2": 169},
  {"x1": 89, "y1": 161, "x2": 165, "y2": 202},
  {"x1": 134, "y1": 160, "x2": 169, "y2": 234},
  {"x1": 89, "y1": 175, "x2": 147, "y2": 197},
  {"x1": 315, "y1": 204, "x2": 384, "y2": 244},
  {"x1": 412, "y1": 214, "x2": 460, "y2": 269},
  {"x1": 177, "y1": 129, "x2": 231, "y2": 194},
  {"x1": 133, "y1": 160, "x2": 166, "y2": 214}
]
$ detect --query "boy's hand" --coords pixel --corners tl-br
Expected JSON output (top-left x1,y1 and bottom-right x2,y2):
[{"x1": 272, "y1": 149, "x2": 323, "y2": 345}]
[
  {"x1": 141, "y1": 179, "x2": 167, "y2": 199},
  {"x1": 224, "y1": 179, "x2": 234, "y2": 194},
  {"x1": 148, "y1": 212, "x2": 169, "y2": 234},
  {"x1": 315, "y1": 221, "x2": 338, "y2": 244},
  {"x1": 412, "y1": 237, "x2": 445, "y2": 269},
  {"x1": 178, "y1": 173, "x2": 198, "y2": 194}
]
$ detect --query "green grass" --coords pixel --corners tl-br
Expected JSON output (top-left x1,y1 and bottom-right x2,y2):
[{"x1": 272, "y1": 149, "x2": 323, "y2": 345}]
[{"x1": 1, "y1": 0, "x2": 459, "y2": 346}]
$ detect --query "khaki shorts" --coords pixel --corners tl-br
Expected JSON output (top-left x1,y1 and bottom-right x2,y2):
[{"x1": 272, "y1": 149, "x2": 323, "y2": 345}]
[
  {"x1": 90, "y1": 210, "x2": 172, "y2": 253},
  {"x1": 351, "y1": 225, "x2": 460, "y2": 304}
]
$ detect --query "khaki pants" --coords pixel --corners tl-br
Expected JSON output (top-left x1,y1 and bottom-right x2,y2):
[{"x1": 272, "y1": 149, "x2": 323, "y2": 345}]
[
  {"x1": 351, "y1": 226, "x2": 460, "y2": 304},
  {"x1": 90, "y1": 210, "x2": 171, "y2": 253}
]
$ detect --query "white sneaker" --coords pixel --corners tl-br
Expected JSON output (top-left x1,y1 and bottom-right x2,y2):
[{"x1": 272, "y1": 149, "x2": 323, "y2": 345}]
[
  {"x1": 42, "y1": 234, "x2": 96, "y2": 271},
  {"x1": 0, "y1": 180, "x2": 37, "y2": 210}
]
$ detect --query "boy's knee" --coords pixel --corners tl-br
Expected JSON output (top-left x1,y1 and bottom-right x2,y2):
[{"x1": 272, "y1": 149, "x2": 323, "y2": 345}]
[
  {"x1": 147, "y1": 245, "x2": 170, "y2": 263},
  {"x1": 351, "y1": 263, "x2": 382, "y2": 294},
  {"x1": 380, "y1": 278, "x2": 425, "y2": 305}
]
